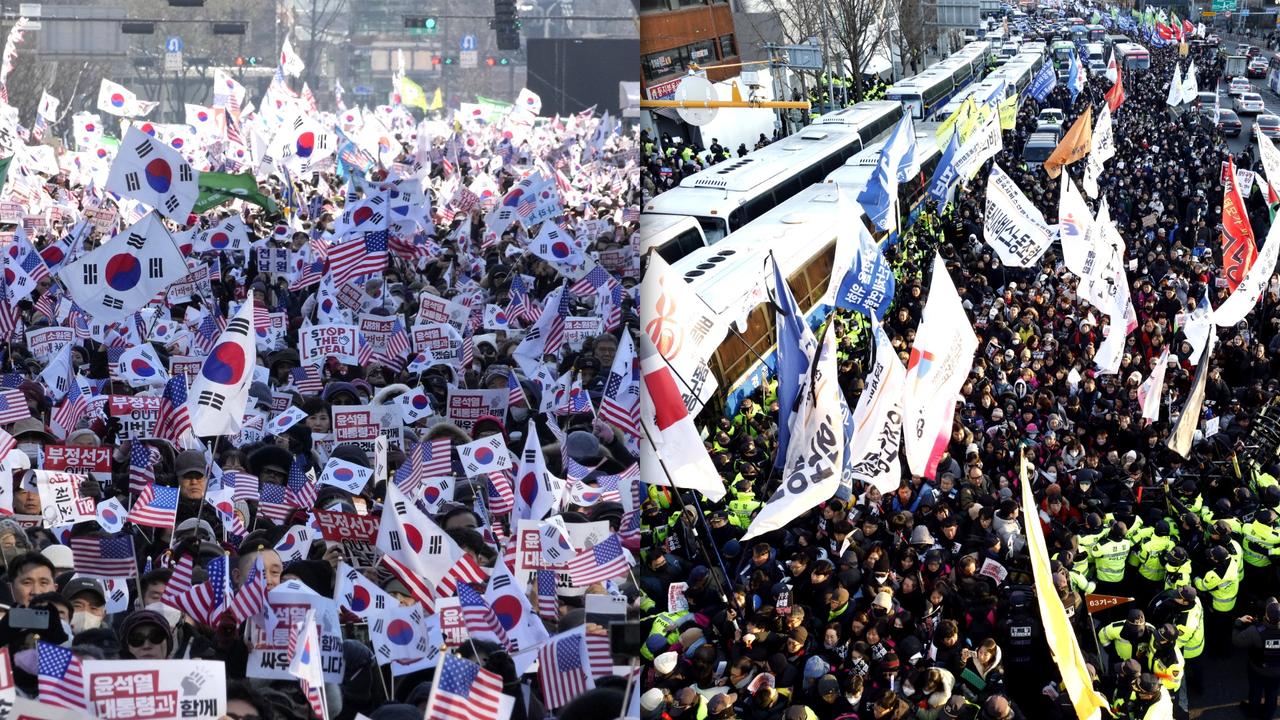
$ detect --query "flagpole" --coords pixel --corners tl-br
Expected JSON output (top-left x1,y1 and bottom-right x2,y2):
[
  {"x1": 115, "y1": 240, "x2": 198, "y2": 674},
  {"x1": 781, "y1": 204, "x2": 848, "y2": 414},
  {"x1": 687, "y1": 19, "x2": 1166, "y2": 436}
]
[{"x1": 421, "y1": 645, "x2": 448, "y2": 718}]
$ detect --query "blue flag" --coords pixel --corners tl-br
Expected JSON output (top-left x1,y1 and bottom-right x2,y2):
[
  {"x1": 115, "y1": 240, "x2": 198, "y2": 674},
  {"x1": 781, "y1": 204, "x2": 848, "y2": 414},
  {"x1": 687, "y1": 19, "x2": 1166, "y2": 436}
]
[
  {"x1": 926, "y1": 132, "x2": 962, "y2": 208},
  {"x1": 1067, "y1": 55, "x2": 1085, "y2": 101},
  {"x1": 856, "y1": 115, "x2": 917, "y2": 232},
  {"x1": 834, "y1": 222, "x2": 896, "y2": 320},
  {"x1": 1029, "y1": 62, "x2": 1058, "y2": 102},
  {"x1": 771, "y1": 253, "x2": 818, "y2": 470}
]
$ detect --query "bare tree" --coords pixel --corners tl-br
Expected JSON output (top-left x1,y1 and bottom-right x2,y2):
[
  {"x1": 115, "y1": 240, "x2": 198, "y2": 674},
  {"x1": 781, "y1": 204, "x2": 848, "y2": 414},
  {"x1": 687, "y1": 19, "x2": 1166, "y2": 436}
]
[
  {"x1": 2, "y1": 57, "x2": 113, "y2": 141},
  {"x1": 827, "y1": 0, "x2": 894, "y2": 101},
  {"x1": 897, "y1": 0, "x2": 938, "y2": 75},
  {"x1": 755, "y1": 0, "x2": 830, "y2": 100},
  {"x1": 296, "y1": 0, "x2": 349, "y2": 99}
]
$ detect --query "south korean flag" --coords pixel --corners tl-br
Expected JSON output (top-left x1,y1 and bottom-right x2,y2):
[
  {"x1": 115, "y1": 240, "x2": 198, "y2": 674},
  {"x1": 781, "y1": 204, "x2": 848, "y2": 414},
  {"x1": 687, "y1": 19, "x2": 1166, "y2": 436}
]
[
  {"x1": 458, "y1": 434, "x2": 514, "y2": 476},
  {"x1": 275, "y1": 114, "x2": 334, "y2": 173},
  {"x1": 195, "y1": 217, "x2": 251, "y2": 257},
  {"x1": 267, "y1": 406, "x2": 309, "y2": 435},
  {"x1": 188, "y1": 300, "x2": 257, "y2": 437},
  {"x1": 106, "y1": 126, "x2": 199, "y2": 222},
  {"x1": 58, "y1": 213, "x2": 187, "y2": 323}
]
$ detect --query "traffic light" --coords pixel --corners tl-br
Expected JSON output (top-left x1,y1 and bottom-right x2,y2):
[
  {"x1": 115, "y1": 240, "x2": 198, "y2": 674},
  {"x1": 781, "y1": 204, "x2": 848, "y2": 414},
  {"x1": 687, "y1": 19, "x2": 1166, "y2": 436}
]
[
  {"x1": 432, "y1": 55, "x2": 443, "y2": 66},
  {"x1": 494, "y1": 0, "x2": 521, "y2": 51},
  {"x1": 234, "y1": 56, "x2": 245, "y2": 66},
  {"x1": 499, "y1": 57, "x2": 510, "y2": 66},
  {"x1": 485, "y1": 56, "x2": 496, "y2": 66},
  {"x1": 212, "y1": 22, "x2": 246, "y2": 35},
  {"x1": 246, "y1": 56, "x2": 258, "y2": 65},
  {"x1": 444, "y1": 56, "x2": 456, "y2": 65},
  {"x1": 404, "y1": 16, "x2": 439, "y2": 33}
]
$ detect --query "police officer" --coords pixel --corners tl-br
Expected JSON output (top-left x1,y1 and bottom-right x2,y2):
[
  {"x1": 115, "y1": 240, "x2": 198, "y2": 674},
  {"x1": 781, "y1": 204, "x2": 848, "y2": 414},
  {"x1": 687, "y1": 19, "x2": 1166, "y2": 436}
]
[
  {"x1": 1090, "y1": 522, "x2": 1133, "y2": 599},
  {"x1": 999, "y1": 591, "x2": 1045, "y2": 701},
  {"x1": 1233, "y1": 597, "x2": 1280, "y2": 720},
  {"x1": 1144, "y1": 624, "x2": 1185, "y2": 714},
  {"x1": 1242, "y1": 508, "x2": 1280, "y2": 599},
  {"x1": 1162, "y1": 546, "x2": 1192, "y2": 592},
  {"x1": 1077, "y1": 512, "x2": 1107, "y2": 580},
  {"x1": 1105, "y1": 659, "x2": 1143, "y2": 719},
  {"x1": 1098, "y1": 609, "x2": 1155, "y2": 672},
  {"x1": 1196, "y1": 544, "x2": 1241, "y2": 655},
  {"x1": 1169, "y1": 586, "x2": 1205, "y2": 694},
  {"x1": 1133, "y1": 520, "x2": 1176, "y2": 598},
  {"x1": 1127, "y1": 673, "x2": 1175, "y2": 720}
]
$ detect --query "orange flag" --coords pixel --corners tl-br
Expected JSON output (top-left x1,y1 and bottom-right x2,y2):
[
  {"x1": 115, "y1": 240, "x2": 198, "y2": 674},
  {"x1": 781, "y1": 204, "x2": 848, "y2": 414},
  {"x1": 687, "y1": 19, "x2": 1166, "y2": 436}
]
[
  {"x1": 1043, "y1": 106, "x2": 1093, "y2": 180},
  {"x1": 1106, "y1": 62, "x2": 1126, "y2": 111}
]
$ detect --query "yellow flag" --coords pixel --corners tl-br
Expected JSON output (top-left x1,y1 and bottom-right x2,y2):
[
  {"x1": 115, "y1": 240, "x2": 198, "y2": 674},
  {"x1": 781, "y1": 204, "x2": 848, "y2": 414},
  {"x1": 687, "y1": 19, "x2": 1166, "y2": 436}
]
[
  {"x1": 398, "y1": 75, "x2": 429, "y2": 112},
  {"x1": 999, "y1": 96, "x2": 1018, "y2": 130},
  {"x1": 936, "y1": 97, "x2": 974, "y2": 145},
  {"x1": 1043, "y1": 106, "x2": 1093, "y2": 179},
  {"x1": 1020, "y1": 452, "x2": 1111, "y2": 720},
  {"x1": 964, "y1": 103, "x2": 992, "y2": 142},
  {"x1": 429, "y1": 88, "x2": 443, "y2": 111}
]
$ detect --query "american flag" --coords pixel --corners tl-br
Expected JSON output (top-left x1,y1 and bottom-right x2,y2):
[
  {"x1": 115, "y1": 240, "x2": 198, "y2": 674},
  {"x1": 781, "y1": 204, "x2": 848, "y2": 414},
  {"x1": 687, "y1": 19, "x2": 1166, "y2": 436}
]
[
  {"x1": 594, "y1": 464, "x2": 637, "y2": 504},
  {"x1": 585, "y1": 634, "x2": 613, "y2": 679},
  {"x1": 565, "y1": 533, "x2": 630, "y2": 585},
  {"x1": 161, "y1": 554, "x2": 195, "y2": 607},
  {"x1": 600, "y1": 278, "x2": 624, "y2": 333},
  {"x1": 225, "y1": 471, "x2": 261, "y2": 503},
  {"x1": 0, "y1": 372, "x2": 20, "y2": 389},
  {"x1": 174, "y1": 554, "x2": 230, "y2": 627},
  {"x1": 570, "y1": 265, "x2": 612, "y2": 297},
  {"x1": 460, "y1": 329, "x2": 474, "y2": 370},
  {"x1": 385, "y1": 318, "x2": 411, "y2": 362},
  {"x1": 0, "y1": 389, "x2": 30, "y2": 424},
  {"x1": 192, "y1": 312, "x2": 226, "y2": 355},
  {"x1": 428, "y1": 654, "x2": 504, "y2": 720},
  {"x1": 457, "y1": 582, "x2": 509, "y2": 650},
  {"x1": 128, "y1": 483, "x2": 179, "y2": 529},
  {"x1": 388, "y1": 233, "x2": 435, "y2": 263},
  {"x1": 505, "y1": 275, "x2": 538, "y2": 323},
  {"x1": 544, "y1": 286, "x2": 572, "y2": 356},
  {"x1": 329, "y1": 229, "x2": 388, "y2": 286},
  {"x1": 11, "y1": 231, "x2": 50, "y2": 283},
  {"x1": 258, "y1": 482, "x2": 295, "y2": 524},
  {"x1": 69, "y1": 535, "x2": 137, "y2": 578},
  {"x1": 37, "y1": 642, "x2": 86, "y2": 711},
  {"x1": 209, "y1": 257, "x2": 223, "y2": 282},
  {"x1": 229, "y1": 554, "x2": 268, "y2": 623},
  {"x1": 538, "y1": 629, "x2": 594, "y2": 709},
  {"x1": 487, "y1": 470, "x2": 514, "y2": 516},
  {"x1": 289, "y1": 365, "x2": 323, "y2": 395},
  {"x1": 129, "y1": 442, "x2": 161, "y2": 494},
  {"x1": 154, "y1": 376, "x2": 192, "y2": 446},
  {"x1": 392, "y1": 442, "x2": 427, "y2": 498},
  {"x1": 286, "y1": 455, "x2": 317, "y2": 510},
  {"x1": 420, "y1": 437, "x2": 454, "y2": 478},
  {"x1": 33, "y1": 288, "x2": 59, "y2": 322},
  {"x1": 290, "y1": 257, "x2": 327, "y2": 291},
  {"x1": 507, "y1": 370, "x2": 527, "y2": 408},
  {"x1": 598, "y1": 351, "x2": 639, "y2": 437},
  {"x1": 0, "y1": 426, "x2": 14, "y2": 460},
  {"x1": 536, "y1": 568, "x2": 559, "y2": 622}
]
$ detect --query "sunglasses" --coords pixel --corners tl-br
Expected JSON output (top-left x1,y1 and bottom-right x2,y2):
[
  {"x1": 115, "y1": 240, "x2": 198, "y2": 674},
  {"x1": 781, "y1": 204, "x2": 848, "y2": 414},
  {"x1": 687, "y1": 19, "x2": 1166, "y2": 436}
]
[{"x1": 127, "y1": 628, "x2": 167, "y2": 647}]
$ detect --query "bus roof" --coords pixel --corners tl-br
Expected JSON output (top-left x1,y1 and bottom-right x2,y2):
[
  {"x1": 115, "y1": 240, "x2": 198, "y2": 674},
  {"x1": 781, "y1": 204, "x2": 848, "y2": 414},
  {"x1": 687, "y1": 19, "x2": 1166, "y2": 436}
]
[
  {"x1": 669, "y1": 123, "x2": 861, "y2": 194},
  {"x1": 826, "y1": 124, "x2": 943, "y2": 188}
]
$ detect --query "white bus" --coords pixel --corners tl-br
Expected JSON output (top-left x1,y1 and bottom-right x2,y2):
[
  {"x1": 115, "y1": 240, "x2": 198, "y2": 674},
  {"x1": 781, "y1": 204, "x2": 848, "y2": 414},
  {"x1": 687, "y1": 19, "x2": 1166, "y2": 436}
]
[
  {"x1": 668, "y1": 126, "x2": 945, "y2": 413},
  {"x1": 1115, "y1": 42, "x2": 1150, "y2": 71},
  {"x1": 887, "y1": 42, "x2": 991, "y2": 119},
  {"x1": 641, "y1": 100, "x2": 903, "y2": 251}
]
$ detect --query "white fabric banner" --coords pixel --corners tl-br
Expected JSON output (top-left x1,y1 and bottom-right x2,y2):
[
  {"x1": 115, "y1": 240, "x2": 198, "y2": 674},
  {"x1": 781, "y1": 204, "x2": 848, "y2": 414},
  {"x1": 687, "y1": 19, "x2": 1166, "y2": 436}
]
[
  {"x1": 1081, "y1": 105, "x2": 1114, "y2": 199},
  {"x1": 845, "y1": 322, "x2": 906, "y2": 494},
  {"x1": 983, "y1": 165, "x2": 1054, "y2": 267},
  {"x1": 1213, "y1": 217, "x2": 1280, "y2": 327}
]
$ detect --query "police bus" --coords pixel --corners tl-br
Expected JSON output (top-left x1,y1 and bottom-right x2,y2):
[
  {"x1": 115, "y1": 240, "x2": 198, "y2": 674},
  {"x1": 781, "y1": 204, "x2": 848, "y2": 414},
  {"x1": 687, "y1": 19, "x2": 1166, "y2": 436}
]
[
  {"x1": 641, "y1": 101, "x2": 904, "y2": 252},
  {"x1": 672, "y1": 125, "x2": 943, "y2": 413}
]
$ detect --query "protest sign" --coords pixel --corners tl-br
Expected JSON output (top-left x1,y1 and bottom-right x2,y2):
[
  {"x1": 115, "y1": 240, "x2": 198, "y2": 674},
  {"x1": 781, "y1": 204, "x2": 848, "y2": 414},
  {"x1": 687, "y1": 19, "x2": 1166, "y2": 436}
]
[
  {"x1": 246, "y1": 580, "x2": 344, "y2": 683},
  {"x1": 83, "y1": 659, "x2": 227, "y2": 719},
  {"x1": 109, "y1": 396, "x2": 161, "y2": 439},
  {"x1": 446, "y1": 388, "x2": 509, "y2": 433},
  {"x1": 24, "y1": 327, "x2": 74, "y2": 362},
  {"x1": 410, "y1": 323, "x2": 462, "y2": 366},
  {"x1": 299, "y1": 324, "x2": 362, "y2": 366},
  {"x1": 35, "y1": 470, "x2": 94, "y2": 527},
  {"x1": 42, "y1": 446, "x2": 112, "y2": 482},
  {"x1": 563, "y1": 316, "x2": 602, "y2": 350},
  {"x1": 313, "y1": 509, "x2": 381, "y2": 568}
]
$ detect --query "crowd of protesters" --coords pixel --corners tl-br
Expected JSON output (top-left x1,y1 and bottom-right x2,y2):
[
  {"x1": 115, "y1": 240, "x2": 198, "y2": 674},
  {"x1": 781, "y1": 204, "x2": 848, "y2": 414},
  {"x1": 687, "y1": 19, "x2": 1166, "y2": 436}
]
[
  {"x1": 0, "y1": 42, "x2": 646, "y2": 720},
  {"x1": 637, "y1": 19, "x2": 1280, "y2": 720}
]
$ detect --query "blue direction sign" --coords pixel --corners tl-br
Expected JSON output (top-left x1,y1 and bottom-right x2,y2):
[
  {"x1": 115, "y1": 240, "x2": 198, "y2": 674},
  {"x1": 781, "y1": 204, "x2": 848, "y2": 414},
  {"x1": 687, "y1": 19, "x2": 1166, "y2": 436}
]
[
  {"x1": 165, "y1": 36, "x2": 183, "y2": 53},
  {"x1": 460, "y1": 34, "x2": 477, "y2": 51}
]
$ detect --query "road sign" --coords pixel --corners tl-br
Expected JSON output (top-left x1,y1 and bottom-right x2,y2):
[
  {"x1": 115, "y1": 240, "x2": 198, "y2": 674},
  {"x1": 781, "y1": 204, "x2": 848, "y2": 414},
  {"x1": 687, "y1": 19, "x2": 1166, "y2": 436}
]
[
  {"x1": 1211, "y1": 0, "x2": 1237, "y2": 11},
  {"x1": 460, "y1": 50, "x2": 478, "y2": 68},
  {"x1": 781, "y1": 45, "x2": 823, "y2": 70},
  {"x1": 165, "y1": 36, "x2": 183, "y2": 53},
  {"x1": 1085, "y1": 593, "x2": 1134, "y2": 614},
  {"x1": 164, "y1": 51, "x2": 182, "y2": 73},
  {"x1": 460, "y1": 34, "x2": 477, "y2": 51}
]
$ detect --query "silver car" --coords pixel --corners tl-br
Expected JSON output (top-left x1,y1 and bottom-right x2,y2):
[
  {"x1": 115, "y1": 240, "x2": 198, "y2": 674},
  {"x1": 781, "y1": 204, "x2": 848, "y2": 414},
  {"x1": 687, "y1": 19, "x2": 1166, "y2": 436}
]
[{"x1": 1235, "y1": 92, "x2": 1265, "y2": 115}]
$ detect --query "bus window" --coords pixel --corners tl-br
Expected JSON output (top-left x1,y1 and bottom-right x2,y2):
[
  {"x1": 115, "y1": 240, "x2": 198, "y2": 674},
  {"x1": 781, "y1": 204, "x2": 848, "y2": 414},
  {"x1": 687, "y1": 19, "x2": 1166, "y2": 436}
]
[
  {"x1": 700, "y1": 215, "x2": 731, "y2": 244},
  {"x1": 655, "y1": 227, "x2": 708, "y2": 264}
]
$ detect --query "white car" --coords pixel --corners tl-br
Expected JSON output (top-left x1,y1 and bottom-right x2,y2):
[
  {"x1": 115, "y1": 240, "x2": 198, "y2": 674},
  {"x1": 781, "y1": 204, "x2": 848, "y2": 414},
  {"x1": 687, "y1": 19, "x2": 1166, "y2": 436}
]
[
  {"x1": 1229, "y1": 78, "x2": 1253, "y2": 97},
  {"x1": 1236, "y1": 92, "x2": 1265, "y2": 114}
]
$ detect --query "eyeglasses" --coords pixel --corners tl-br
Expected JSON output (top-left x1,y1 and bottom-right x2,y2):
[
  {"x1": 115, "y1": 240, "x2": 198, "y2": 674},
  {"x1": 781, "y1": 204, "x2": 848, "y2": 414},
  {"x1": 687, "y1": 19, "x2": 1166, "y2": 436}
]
[{"x1": 127, "y1": 628, "x2": 167, "y2": 647}]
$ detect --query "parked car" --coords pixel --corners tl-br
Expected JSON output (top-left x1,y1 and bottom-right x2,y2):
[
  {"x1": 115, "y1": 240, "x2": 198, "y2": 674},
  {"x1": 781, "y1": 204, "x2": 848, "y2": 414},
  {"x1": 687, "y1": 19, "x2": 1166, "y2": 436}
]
[
  {"x1": 1229, "y1": 77, "x2": 1253, "y2": 97},
  {"x1": 1235, "y1": 92, "x2": 1265, "y2": 115},
  {"x1": 1023, "y1": 131, "x2": 1060, "y2": 163},
  {"x1": 1217, "y1": 108, "x2": 1243, "y2": 136},
  {"x1": 1256, "y1": 114, "x2": 1280, "y2": 140}
]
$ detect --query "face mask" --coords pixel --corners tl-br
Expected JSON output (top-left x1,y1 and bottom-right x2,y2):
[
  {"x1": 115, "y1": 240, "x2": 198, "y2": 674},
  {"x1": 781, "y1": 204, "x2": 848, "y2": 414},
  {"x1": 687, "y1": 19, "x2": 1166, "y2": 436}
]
[
  {"x1": 875, "y1": 574, "x2": 889, "y2": 584},
  {"x1": 71, "y1": 611, "x2": 102, "y2": 634},
  {"x1": 61, "y1": 620, "x2": 74, "y2": 639},
  {"x1": 18, "y1": 444, "x2": 40, "y2": 463},
  {"x1": 145, "y1": 602, "x2": 182, "y2": 628}
]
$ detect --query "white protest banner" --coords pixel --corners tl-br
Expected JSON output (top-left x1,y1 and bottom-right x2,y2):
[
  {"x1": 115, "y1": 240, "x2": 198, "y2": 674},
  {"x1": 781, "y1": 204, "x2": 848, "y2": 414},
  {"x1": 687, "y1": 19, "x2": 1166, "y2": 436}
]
[
  {"x1": 25, "y1": 326, "x2": 74, "y2": 362},
  {"x1": 357, "y1": 313, "x2": 398, "y2": 358},
  {"x1": 298, "y1": 324, "x2": 361, "y2": 366},
  {"x1": 668, "y1": 581, "x2": 689, "y2": 612},
  {"x1": 247, "y1": 579, "x2": 344, "y2": 683},
  {"x1": 410, "y1": 323, "x2": 462, "y2": 366},
  {"x1": 563, "y1": 316, "x2": 602, "y2": 351},
  {"x1": 979, "y1": 558, "x2": 1008, "y2": 584},
  {"x1": 35, "y1": 470, "x2": 95, "y2": 527},
  {"x1": 109, "y1": 396, "x2": 161, "y2": 439},
  {"x1": 845, "y1": 323, "x2": 906, "y2": 494},
  {"x1": 169, "y1": 356, "x2": 205, "y2": 381},
  {"x1": 415, "y1": 292, "x2": 471, "y2": 328},
  {"x1": 984, "y1": 165, "x2": 1054, "y2": 267},
  {"x1": 83, "y1": 659, "x2": 226, "y2": 719},
  {"x1": 953, "y1": 112, "x2": 1003, "y2": 181},
  {"x1": 446, "y1": 388, "x2": 508, "y2": 433},
  {"x1": 42, "y1": 446, "x2": 113, "y2": 482}
]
